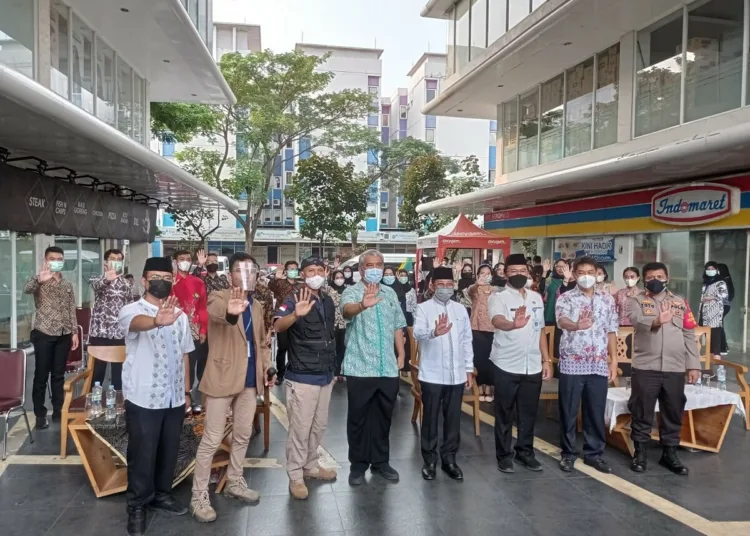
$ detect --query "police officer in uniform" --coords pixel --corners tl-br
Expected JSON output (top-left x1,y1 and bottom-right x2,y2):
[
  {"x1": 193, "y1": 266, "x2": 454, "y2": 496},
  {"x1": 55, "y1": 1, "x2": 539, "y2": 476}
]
[
  {"x1": 274, "y1": 256, "x2": 338, "y2": 500},
  {"x1": 627, "y1": 262, "x2": 701, "y2": 475}
]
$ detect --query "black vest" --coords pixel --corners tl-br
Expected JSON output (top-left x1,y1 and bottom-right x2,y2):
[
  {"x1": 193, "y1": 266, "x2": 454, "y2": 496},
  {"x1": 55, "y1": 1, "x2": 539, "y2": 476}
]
[{"x1": 287, "y1": 292, "x2": 336, "y2": 376}]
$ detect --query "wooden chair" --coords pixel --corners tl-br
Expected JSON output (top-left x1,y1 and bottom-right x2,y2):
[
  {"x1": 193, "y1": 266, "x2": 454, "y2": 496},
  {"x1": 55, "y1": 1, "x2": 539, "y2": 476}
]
[
  {"x1": 253, "y1": 384, "x2": 271, "y2": 451},
  {"x1": 694, "y1": 326, "x2": 750, "y2": 430},
  {"x1": 612, "y1": 327, "x2": 634, "y2": 387},
  {"x1": 539, "y1": 326, "x2": 559, "y2": 416},
  {"x1": 462, "y1": 369, "x2": 481, "y2": 437}
]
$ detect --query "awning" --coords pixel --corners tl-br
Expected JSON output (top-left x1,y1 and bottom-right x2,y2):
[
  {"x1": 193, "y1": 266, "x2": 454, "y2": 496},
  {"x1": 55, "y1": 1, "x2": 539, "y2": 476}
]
[
  {"x1": 0, "y1": 65, "x2": 238, "y2": 211},
  {"x1": 416, "y1": 214, "x2": 511, "y2": 256}
]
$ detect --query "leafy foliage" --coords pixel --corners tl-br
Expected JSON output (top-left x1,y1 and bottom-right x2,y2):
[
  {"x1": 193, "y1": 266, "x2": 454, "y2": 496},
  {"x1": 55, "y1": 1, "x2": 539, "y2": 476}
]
[
  {"x1": 150, "y1": 102, "x2": 219, "y2": 143},
  {"x1": 166, "y1": 207, "x2": 226, "y2": 246},
  {"x1": 286, "y1": 155, "x2": 368, "y2": 247}
]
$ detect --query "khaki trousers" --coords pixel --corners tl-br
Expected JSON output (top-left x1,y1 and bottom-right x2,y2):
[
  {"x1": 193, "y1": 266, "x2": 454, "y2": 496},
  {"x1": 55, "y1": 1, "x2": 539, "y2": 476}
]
[
  {"x1": 285, "y1": 379, "x2": 334, "y2": 481},
  {"x1": 192, "y1": 387, "x2": 257, "y2": 492}
]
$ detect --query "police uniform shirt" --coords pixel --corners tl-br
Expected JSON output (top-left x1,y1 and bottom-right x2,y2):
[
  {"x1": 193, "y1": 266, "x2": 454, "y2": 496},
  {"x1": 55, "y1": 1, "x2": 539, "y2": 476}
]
[
  {"x1": 628, "y1": 291, "x2": 701, "y2": 373},
  {"x1": 487, "y1": 286, "x2": 544, "y2": 375}
]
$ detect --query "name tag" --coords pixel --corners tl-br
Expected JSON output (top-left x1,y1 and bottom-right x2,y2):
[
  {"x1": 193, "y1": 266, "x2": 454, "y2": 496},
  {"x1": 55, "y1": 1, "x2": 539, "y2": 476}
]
[
  {"x1": 670, "y1": 301, "x2": 685, "y2": 318},
  {"x1": 641, "y1": 302, "x2": 656, "y2": 316}
]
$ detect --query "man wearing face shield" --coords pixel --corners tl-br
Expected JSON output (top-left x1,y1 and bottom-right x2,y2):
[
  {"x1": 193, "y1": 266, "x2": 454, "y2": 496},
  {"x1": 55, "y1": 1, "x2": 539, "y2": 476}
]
[
  {"x1": 340, "y1": 249, "x2": 407, "y2": 486},
  {"x1": 274, "y1": 257, "x2": 338, "y2": 500},
  {"x1": 190, "y1": 253, "x2": 273, "y2": 523},
  {"x1": 89, "y1": 248, "x2": 131, "y2": 391},
  {"x1": 627, "y1": 262, "x2": 701, "y2": 476}
]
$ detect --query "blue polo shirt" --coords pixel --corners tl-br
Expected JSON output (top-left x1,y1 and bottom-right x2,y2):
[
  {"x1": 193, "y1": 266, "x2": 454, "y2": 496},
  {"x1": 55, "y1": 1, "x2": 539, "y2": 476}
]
[{"x1": 242, "y1": 298, "x2": 256, "y2": 388}]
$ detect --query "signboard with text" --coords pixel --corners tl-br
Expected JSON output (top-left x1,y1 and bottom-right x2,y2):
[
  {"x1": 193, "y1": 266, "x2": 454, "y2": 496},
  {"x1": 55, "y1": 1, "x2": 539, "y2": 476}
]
[
  {"x1": 651, "y1": 184, "x2": 740, "y2": 226},
  {"x1": 554, "y1": 236, "x2": 616, "y2": 262}
]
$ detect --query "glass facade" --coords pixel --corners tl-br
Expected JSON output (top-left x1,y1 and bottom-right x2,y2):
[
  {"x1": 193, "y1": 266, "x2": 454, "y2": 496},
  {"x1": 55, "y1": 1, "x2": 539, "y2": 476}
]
[
  {"x1": 15, "y1": 233, "x2": 35, "y2": 346},
  {"x1": 470, "y1": 0, "x2": 487, "y2": 60},
  {"x1": 564, "y1": 57, "x2": 594, "y2": 157},
  {"x1": 455, "y1": 0, "x2": 470, "y2": 70},
  {"x1": 708, "y1": 230, "x2": 747, "y2": 350},
  {"x1": 117, "y1": 59, "x2": 133, "y2": 138},
  {"x1": 96, "y1": 38, "x2": 117, "y2": 127},
  {"x1": 518, "y1": 87, "x2": 539, "y2": 169},
  {"x1": 0, "y1": 232, "x2": 10, "y2": 347},
  {"x1": 50, "y1": 0, "x2": 70, "y2": 99},
  {"x1": 501, "y1": 97, "x2": 518, "y2": 173},
  {"x1": 539, "y1": 74, "x2": 564, "y2": 164},
  {"x1": 594, "y1": 44, "x2": 620, "y2": 148},
  {"x1": 0, "y1": 0, "x2": 34, "y2": 78},
  {"x1": 72, "y1": 14, "x2": 95, "y2": 114}
]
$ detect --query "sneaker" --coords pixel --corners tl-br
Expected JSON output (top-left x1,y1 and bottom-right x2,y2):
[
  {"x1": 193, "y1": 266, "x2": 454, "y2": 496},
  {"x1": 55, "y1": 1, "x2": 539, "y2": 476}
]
[
  {"x1": 35, "y1": 417, "x2": 49, "y2": 430},
  {"x1": 348, "y1": 472, "x2": 365, "y2": 486},
  {"x1": 127, "y1": 507, "x2": 147, "y2": 536},
  {"x1": 289, "y1": 479, "x2": 309, "y2": 500},
  {"x1": 303, "y1": 466, "x2": 338, "y2": 481},
  {"x1": 370, "y1": 464, "x2": 400, "y2": 482},
  {"x1": 497, "y1": 457, "x2": 515, "y2": 473},
  {"x1": 486, "y1": 395, "x2": 494, "y2": 403},
  {"x1": 514, "y1": 453, "x2": 543, "y2": 472},
  {"x1": 224, "y1": 477, "x2": 260, "y2": 504},
  {"x1": 479, "y1": 395, "x2": 487, "y2": 402},
  {"x1": 559, "y1": 457, "x2": 575, "y2": 473},
  {"x1": 189, "y1": 491, "x2": 217, "y2": 523}
]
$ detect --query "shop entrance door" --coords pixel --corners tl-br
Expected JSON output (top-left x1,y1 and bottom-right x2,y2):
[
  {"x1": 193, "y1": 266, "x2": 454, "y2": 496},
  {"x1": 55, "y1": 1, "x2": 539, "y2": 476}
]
[{"x1": 707, "y1": 230, "x2": 749, "y2": 353}]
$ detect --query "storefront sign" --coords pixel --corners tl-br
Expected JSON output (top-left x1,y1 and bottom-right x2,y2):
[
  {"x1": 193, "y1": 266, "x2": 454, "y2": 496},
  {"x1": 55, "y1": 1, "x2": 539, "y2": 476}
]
[
  {"x1": 554, "y1": 236, "x2": 616, "y2": 262},
  {"x1": 651, "y1": 184, "x2": 740, "y2": 226},
  {"x1": 0, "y1": 163, "x2": 156, "y2": 241}
]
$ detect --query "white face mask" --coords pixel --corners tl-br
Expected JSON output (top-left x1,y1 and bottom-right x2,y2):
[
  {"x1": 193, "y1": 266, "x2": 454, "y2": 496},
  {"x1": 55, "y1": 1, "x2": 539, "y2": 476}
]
[
  {"x1": 334, "y1": 278, "x2": 345, "y2": 286},
  {"x1": 305, "y1": 275, "x2": 325, "y2": 290},
  {"x1": 596, "y1": 275, "x2": 605, "y2": 284},
  {"x1": 177, "y1": 261, "x2": 191, "y2": 272},
  {"x1": 625, "y1": 278, "x2": 639, "y2": 288},
  {"x1": 705, "y1": 269, "x2": 718, "y2": 278},
  {"x1": 577, "y1": 275, "x2": 596, "y2": 289}
]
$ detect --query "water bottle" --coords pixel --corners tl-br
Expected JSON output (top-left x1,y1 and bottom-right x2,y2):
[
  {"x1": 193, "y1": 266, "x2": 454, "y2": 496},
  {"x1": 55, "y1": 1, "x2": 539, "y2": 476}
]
[
  {"x1": 717, "y1": 365, "x2": 727, "y2": 391},
  {"x1": 92, "y1": 381, "x2": 103, "y2": 417},
  {"x1": 105, "y1": 385, "x2": 116, "y2": 421}
]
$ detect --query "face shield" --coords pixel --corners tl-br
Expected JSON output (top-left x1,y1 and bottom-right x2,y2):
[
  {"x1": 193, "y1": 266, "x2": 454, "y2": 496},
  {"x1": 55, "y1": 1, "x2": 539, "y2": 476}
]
[{"x1": 239, "y1": 261, "x2": 259, "y2": 292}]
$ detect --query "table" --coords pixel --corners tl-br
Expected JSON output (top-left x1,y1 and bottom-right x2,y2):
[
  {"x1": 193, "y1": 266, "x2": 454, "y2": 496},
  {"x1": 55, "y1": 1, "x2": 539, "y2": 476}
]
[
  {"x1": 605, "y1": 385, "x2": 746, "y2": 456},
  {"x1": 69, "y1": 412, "x2": 231, "y2": 498}
]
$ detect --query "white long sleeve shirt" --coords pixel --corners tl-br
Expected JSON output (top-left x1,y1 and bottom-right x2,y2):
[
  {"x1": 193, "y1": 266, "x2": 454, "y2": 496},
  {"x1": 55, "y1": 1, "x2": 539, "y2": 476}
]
[{"x1": 413, "y1": 297, "x2": 474, "y2": 386}]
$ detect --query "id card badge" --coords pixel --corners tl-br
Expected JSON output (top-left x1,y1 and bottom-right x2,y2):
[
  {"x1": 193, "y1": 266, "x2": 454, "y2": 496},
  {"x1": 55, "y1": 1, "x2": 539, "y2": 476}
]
[{"x1": 532, "y1": 306, "x2": 543, "y2": 330}]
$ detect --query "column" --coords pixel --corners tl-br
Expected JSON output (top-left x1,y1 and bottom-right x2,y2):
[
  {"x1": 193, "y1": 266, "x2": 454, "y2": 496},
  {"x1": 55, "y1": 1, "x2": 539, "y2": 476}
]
[
  {"x1": 129, "y1": 242, "x2": 149, "y2": 281},
  {"x1": 617, "y1": 31, "x2": 635, "y2": 144},
  {"x1": 37, "y1": 0, "x2": 52, "y2": 88}
]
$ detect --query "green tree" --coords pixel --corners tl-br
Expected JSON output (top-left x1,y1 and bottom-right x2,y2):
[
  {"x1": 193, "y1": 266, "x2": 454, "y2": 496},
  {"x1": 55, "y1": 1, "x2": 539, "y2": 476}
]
[
  {"x1": 150, "y1": 102, "x2": 218, "y2": 143},
  {"x1": 166, "y1": 207, "x2": 226, "y2": 247},
  {"x1": 286, "y1": 155, "x2": 368, "y2": 251}
]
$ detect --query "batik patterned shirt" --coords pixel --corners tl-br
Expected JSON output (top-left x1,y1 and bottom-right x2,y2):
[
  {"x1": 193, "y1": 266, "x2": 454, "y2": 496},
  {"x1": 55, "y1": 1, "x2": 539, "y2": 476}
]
[
  {"x1": 24, "y1": 275, "x2": 77, "y2": 336},
  {"x1": 555, "y1": 286, "x2": 618, "y2": 377},
  {"x1": 89, "y1": 275, "x2": 133, "y2": 339},
  {"x1": 340, "y1": 282, "x2": 407, "y2": 378}
]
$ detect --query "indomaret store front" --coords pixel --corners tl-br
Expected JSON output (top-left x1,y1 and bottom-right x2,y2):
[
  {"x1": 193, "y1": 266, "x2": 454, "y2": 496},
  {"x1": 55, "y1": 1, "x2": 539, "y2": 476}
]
[{"x1": 484, "y1": 176, "x2": 750, "y2": 352}]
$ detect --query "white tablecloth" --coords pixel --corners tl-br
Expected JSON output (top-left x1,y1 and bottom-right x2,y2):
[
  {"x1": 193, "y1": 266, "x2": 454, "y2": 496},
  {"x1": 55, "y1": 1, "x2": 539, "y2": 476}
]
[{"x1": 605, "y1": 385, "x2": 746, "y2": 432}]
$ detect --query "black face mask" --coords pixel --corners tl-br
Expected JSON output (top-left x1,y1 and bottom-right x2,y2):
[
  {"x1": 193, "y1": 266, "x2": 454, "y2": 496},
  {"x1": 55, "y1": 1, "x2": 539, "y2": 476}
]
[
  {"x1": 461, "y1": 272, "x2": 473, "y2": 279},
  {"x1": 508, "y1": 274, "x2": 528, "y2": 290},
  {"x1": 206, "y1": 263, "x2": 219, "y2": 273},
  {"x1": 492, "y1": 275, "x2": 506, "y2": 287},
  {"x1": 645, "y1": 279, "x2": 667, "y2": 295},
  {"x1": 148, "y1": 280, "x2": 172, "y2": 299}
]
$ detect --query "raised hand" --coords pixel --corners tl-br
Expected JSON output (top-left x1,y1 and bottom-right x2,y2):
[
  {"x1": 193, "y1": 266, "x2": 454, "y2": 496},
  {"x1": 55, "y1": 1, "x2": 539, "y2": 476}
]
[
  {"x1": 434, "y1": 312, "x2": 453, "y2": 337},
  {"x1": 38, "y1": 264, "x2": 53, "y2": 283},
  {"x1": 196, "y1": 249, "x2": 207, "y2": 267},
  {"x1": 658, "y1": 300, "x2": 673, "y2": 325},
  {"x1": 512, "y1": 305, "x2": 530, "y2": 329},
  {"x1": 561, "y1": 264, "x2": 572, "y2": 283},
  {"x1": 361, "y1": 283, "x2": 382, "y2": 310},
  {"x1": 227, "y1": 287, "x2": 249, "y2": 315},
  {"x1": 154, "y1": 295, "x2": 183, "y2": 327},
  {"x1": 543, "y1": 259, "x2": 551, "y2": 272},
  {"x1": 295, "y1": 287, "x2": 314, "y2": 317},
  {"x1": 576, "y1": 309, "x2": 593, "y2": 330},
  {"x1": 104, "y1": 262, "x2": 118, "y2": 281}
]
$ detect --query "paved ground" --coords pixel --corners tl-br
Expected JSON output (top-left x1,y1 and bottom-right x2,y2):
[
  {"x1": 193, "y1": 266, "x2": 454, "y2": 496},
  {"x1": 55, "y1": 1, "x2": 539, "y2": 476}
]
[{"x1": 1, "y1": 363, "x2": 749, "y2": 536}]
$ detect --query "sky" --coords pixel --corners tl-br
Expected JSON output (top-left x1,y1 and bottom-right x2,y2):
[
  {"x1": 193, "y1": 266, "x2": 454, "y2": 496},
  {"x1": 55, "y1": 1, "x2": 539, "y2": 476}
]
[{"x1": 213, "y1": 0, "x2": 447, "y2": 95}]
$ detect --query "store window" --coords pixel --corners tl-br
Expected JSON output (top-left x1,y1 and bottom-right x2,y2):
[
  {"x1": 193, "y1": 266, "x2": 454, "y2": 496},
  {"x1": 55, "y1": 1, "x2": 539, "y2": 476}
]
[
  {"x1": 564, "y1": 57, "x2": 594, "y2": 157},
  {"x1": 16, "y1": 233, "x2": 36, "y2": 346},
  {"x1": 501, "y1": 97, "x2": 518, "y2": 173},
  {"x1": 594, "y1": 43, "x2": 620, "y2": 149},
  {"x1": 55, "y1": 236, "x2": 80, "y2": 304},
  {"x1": 50, "y1": 0, "x2": 70, "y2": 99},
  {"x1": 708, "y1": 230, "x2": 747, "y2": 350},
  {"x1": 633, "y1": 233, "x2": 658, "y2": 266},
  {"x1": 0, "y1": 0, "x2": 34, "y2": 78},
  {"x1": 96, "y1": 38, "x2": 116, "y2": 127},
  {"x1": 72, "y1": 15, "x2": 94, "y2": 114},
  {"x1": 540, "y1": 74, "x2": 564, "y2": 164},
  {"x1": 685, "y1": 0, "x2": 743, "y2": 123},
  {"x1": 118, "y1": 58, "x2": 133, "y2": 137},
  {"x1": 518, "y1": 87, "x2": 539, "y2": 169},
  {"x1": 455, "y1": 0, "x2": 470, "y2": 70},
  {"x1": 0, "y1": 232, "x2": 10, "y2": 347},
  {"x1": 634, "y1": 10, "x2": 683, "y2": 137},
  {"x1": 81, "y1": 238, "x2": 102, "y2": 308},
  {"x1": 470, "y1": 0, "x2": 487, "y2": 60},
  {"x1": 658, "y1": 231, "x2": 706, "y2": 314}
]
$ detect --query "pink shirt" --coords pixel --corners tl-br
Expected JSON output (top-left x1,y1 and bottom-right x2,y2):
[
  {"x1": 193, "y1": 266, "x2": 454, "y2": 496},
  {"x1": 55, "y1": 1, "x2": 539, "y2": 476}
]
[{"x1": 614, "y1": 287, "x2": 642, "y2": 326}]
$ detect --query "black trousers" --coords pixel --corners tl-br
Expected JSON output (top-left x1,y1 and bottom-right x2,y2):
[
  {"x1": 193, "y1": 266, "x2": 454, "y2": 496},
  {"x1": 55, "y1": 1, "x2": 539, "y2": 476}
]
[
  {"x1": 92, "y1": 360, "x2": 123, "y2": 391},
  {"x1": 334, "y1": 328, "x2": 346, "y2": 376},
  {"x1": 472, "y1": 330, "x2": 494, "y2": 386},
  {"x1": 31, "y1": 330, "x2": 72, "y2": 418},
  {"x1": 188, "y1": 340, "x2": 208, "y2": 397},
  {"x1": 493, "y1": 365, "x2": 542, "y2": 460},
  {"x1": 346, "y1": 376, "x2": 400, "y2": 474},
  {"x1": 125, "y1": 401, "x2": 185, "y2": 511},
  {"x1": 558, "y1": 373, "x2": 608, "y2": 460},
  {"x1": 628, "y1": 369, "x2": 686, "y2": 446},
  {"x1": 276, "y1": 330, "x2": 289, "y2": 378},
  {"x1": 420, "y1": 381, "x2": 464, "y2": 465}
]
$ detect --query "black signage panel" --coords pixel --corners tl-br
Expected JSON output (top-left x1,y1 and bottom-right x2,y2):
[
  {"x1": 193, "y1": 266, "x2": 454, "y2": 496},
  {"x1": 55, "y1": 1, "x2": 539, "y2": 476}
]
[{"x1": 0, "y1": 163, "x2": 155, "y2": 241}]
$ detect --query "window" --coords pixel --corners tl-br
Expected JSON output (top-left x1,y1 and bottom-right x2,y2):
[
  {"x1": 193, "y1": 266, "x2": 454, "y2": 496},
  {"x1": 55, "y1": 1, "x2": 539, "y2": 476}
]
[
  {"x1": 381, "y1": 217, "x2": 388, "y2": 225},
  {"x1": 274, "y1": 177, "x2": 281, "y2": 189},
  {"x1": 118, "y1": 58, "x2": 133, "y2": 137},
  {"x1": 488, "y1": 0, "x2": 507, "y2": 45},
  {"x1": 509, "y1": 0, "x2": 530, "y2": 30},
  {"x1": 595, "y1": 43, "x2": 620, "y2": 149},
  {"x1": 502, "y1": 98, "x2": 518, "y2": 173},
  {"x1": 72, "y1": 15, "x2": 94, "y2": 114},
  {"x1": 368, "y1": 113, "x2": 379, "y2": 127},
  {"x1": 490, "y1": 119, "x2": 498, "y2": 132},
  {"x1": 489, "y1": 169, "x2": 496, "y2": 183},
  {"x1": 425, "y1": 115, "x2": 437, "y2": 129},
  {"x1": 217, "y1": 27, "x2": 233, "y2": 59},
  {"x1": 635, "y1": 10, "x2": 683, "y2": 137},
  {"x1": 286, "y1": 140, "x2": 293, "y2": 148},
  {"x1": 162, "y1": 141, "x2": 175, "y2": 157},
  {"x1": 273, "y1": 198, "x2": 281, "y2": 207},
  {"x1": 518, "y1": 87, "x2": 539, "y2": 169},
  {"x1": 16, "y1": 233, "x2": 36, "y2": 345},
  {"x1": 368, "y1": 86, "x2": 379, "y2": 96},
  {"x1": 50, "y1": 1, "x2": 70, "y2": 98},
  {"x1": 399, "y1": 105, "x2": 408, "y2": 119},
  {"x1": 368, "y1": 76, "x2": 380, "y2": 87},
  {"x1": 426, "y1": 79, "x2": 438, "y2": 103},
  {"x1": 455, "y1": 0, "x2": 470, "y2": 70},
  {"x1": 564, "y1": 57, "x2": 594, "y2": 157},
  {"x1": 96, "y1": 38, "x2": 116, "y2": 127},
  {"x1": 447, "y1": 6, "x2": 456, "y2": 75},
  {"x1": 285, "y1": 171, "x2": 293, "y2": 186},
  {"x1": 0, "y1": 0, "x2": 34, "y2": 77},
  {"x1": 274, "y1": 215, "x2": 281, "y2": 223},
  {"x1": 470, "y1": 0, "x2": 487, "y2": 59},
  {"x1": 425, "y1": 128, "x2": 435, "y2": 142},
  {"x1": 540, "y1": 74, "x2": 564, "y2": 164},
  {"x1": 382, "y1": 114, "x2": 389, "y2": 127},
  {"x1": 264, "y1": 215, "x2": 271, "y2": 222},
  {"x1": 133, "y1": 73, "x2": 144, "y2": 143},
  {"x1": 367, "y1": 148, "x2": 379, "y2": 165}
]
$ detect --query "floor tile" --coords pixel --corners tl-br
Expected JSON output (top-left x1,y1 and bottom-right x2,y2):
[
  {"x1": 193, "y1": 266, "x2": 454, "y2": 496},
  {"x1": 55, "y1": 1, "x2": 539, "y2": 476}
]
[
  {"x1": 246, "y1": 492, "x2": 344, "y2": 535},
  {"x1": 0, "y1": 506, "x2": 64, "y2": 536}
]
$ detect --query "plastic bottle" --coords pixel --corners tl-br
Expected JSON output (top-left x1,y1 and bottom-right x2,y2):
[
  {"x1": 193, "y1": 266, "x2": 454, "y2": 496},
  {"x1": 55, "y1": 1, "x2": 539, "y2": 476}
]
[
  {"x1": 105, "y1": 385, "x2": 116, "y2": 421},
  {"x1": 717, "y1": 365, "x2": 727, "y2": 391},
  {"x1": 92, "y1": 381, "x2": 103, "y2": 417}
]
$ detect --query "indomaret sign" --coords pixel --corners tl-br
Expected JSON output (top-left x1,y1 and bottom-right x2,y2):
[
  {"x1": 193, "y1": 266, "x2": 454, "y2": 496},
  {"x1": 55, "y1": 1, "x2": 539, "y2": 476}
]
[{"x1": 651, "y1": 184, "x2": 740, "y2": 226}]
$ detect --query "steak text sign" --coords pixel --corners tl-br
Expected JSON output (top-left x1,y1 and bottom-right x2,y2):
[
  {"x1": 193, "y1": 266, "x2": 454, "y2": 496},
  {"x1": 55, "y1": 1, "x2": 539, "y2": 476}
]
[{"x1": 651, "y1": 184, "x2": 740, "y2": 226}]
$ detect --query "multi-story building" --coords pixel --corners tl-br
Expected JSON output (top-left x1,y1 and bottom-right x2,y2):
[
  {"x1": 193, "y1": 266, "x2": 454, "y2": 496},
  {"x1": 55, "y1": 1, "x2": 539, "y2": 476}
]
[
  {"x1": 417, "y1": 0, "x2": 750, "y2": 351},
  {"x1": 0, "y1": 0, "x2": 236, "y2": 348}
]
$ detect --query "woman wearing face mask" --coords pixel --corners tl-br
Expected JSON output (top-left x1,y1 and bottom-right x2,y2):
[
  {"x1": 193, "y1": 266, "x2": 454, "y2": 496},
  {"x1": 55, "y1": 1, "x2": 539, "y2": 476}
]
[
  {"x1": 457, "y1": 264, "x2": 476, "y2": 314},
  {"x1": 384, "y1": 267, "x2": 413, "y2": 376},
  {"x1": 614, "y1": 267, "x2": 641, "y2": 327},
  {"x1": 397, "y1": 269, "x2": 417, "y2": 328},
  {"x1": 699, "y1": 261, "x2": 729, "y2": 360},
  {"x1": 468, "y1": 264, "x2": 496, "y2": 402},
  {"x1": 492, "y1": 263, "x2": 506, "y2": 288},
  {"x1": 89, "y1": 248, "x2": 132, "y2": 391},
  {"x1": 717, "y1": 263, "x2": 733, "y2": 355},
  {"x1": 595, "y1": 265, "x2": 616, "y2": 295},
  {"x1": 342, "y1": 267, "x2": 355, "y2": 286},
  {"x1": 543, "y1": 260, "x2": 570, "y2": 327},
  {"x1": 329, "y1": 270, "x2": 349, "y2": 382}
]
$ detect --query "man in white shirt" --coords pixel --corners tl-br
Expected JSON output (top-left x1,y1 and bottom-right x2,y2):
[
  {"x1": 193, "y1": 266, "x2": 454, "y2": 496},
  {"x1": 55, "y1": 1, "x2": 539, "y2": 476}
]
[
  {"x1": 488, "y1": 254, "x2": 552, "y2": 474},
  {"x1": 413, "y1": 267, "x2": 474, "y2": 481},
  {"x1": 117, "y1": 257, "x2": 194, "y2": 536}
]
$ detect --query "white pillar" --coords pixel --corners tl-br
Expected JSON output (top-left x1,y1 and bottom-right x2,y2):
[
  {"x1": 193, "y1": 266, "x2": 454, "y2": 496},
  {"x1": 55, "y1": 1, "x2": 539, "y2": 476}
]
[
  {"x1": 617, "y1": 31, "x2": 636, "y2": 143},
  {"x1": 129, "y1": 241, "x2": 150, "y2": 281}
]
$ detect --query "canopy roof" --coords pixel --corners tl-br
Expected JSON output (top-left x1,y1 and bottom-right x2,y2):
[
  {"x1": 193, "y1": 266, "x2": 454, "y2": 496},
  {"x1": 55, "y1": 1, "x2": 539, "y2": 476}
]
[{"x1": 416, "y1": 214, "x2": 510, "y2": 254}]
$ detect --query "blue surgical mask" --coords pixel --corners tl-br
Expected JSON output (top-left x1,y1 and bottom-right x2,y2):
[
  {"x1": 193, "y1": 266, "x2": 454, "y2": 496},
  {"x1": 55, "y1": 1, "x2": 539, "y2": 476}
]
[
  {"x1": 48, "y1": 260, "x2": 64, "y2": 272},
  {"x1": 287, "y1": 269, "x2": 299, "y2": 279},
  {"x1": 364, "y1": 268, "x2": 383, "y2": 284},
  {"x1": 398, "y1": 276, "x2": 409, "y2": 285},
  {"x1": 383, "y1": 275, "x2": 396, "y2": 285}
]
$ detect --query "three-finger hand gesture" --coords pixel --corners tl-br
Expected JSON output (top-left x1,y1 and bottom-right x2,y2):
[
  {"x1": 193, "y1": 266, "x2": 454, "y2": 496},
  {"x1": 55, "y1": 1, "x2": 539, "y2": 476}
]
[
  {"x1": 513, "y1": 305, "x2": 530, "y2": 329},
  {"x1": 227, "y1": 287, "x2": 249, "y2": 315},
  {"x1": 658, "y1": 300, "x2": 672, "y2": 325},
  {"x1": 39, "y1": 264, "x2": 53, "y2": 283},
  {"x1": 576, "y1": 309, "x2": 593, "y2": 330},
  {"x1": 154, "y1": 295, "x2": 183, "y2": 327},
  {"x1": 196, "y1": 249, "x2": 207, "y2": 267},
  {"x1": 104, "y1": 262, "x2": 118, "y2": 281},
  {"x1": 361, "y1": 283, "x2": 382, "y2": 310},
  {"x1": 434, "y1": 312, "x2": 453, "y2": 337},
  {"x1": 295, "y1": 287, "x2": 314, "y2": 317}
]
